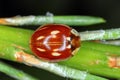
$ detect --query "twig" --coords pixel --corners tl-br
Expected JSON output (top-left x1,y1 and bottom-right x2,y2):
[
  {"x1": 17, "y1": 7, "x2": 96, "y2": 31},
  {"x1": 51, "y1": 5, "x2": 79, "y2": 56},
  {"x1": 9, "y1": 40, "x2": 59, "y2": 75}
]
[
  {"x1": 0, "y1": 15, "x2": 105, "y2": 26},
  {"x1": 80, "y1": 28, "x2": 120, "y2": 40}
]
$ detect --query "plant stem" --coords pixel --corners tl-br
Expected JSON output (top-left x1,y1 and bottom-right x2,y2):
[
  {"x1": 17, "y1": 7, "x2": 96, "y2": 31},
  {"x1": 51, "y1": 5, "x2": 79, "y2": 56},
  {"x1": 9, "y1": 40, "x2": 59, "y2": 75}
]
[
  {"x1": 0, "y1": 15, "x2": 105, "y2": 26},
  {"x1": 0, "y1": 25, "x2": 33, "y2": 54},
  {"x1": 80, "y1": 28, "x2": 120, "y2": 40},
  {"x1": 82, "y1": 41, "x2": 120, "y2": 56},
  {"x1": 100, "y1": 40, "x2": 120, "y2": 46},
  {"x1": 1, "y1": 25, "x2": 120, "y2": 79},
  {"x1": 59, "y1": 41, "x2": 120, "y2": 79},
  {"x1": 0, "y1": 39, "x2": 107, "y2": 80},
  {"x1": 0, "y1": 61, "x2": 38, "y2": 80}
]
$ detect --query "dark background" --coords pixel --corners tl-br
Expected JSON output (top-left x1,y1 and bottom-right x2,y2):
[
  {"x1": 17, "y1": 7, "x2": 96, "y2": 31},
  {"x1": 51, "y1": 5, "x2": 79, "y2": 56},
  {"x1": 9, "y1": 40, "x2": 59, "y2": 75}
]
[
  {"x1": 0, "y1": 0, "x2": 120, "y2": 27},
  {"x1": 0, "y1": 0, "x2": 119, "y2": 80}
]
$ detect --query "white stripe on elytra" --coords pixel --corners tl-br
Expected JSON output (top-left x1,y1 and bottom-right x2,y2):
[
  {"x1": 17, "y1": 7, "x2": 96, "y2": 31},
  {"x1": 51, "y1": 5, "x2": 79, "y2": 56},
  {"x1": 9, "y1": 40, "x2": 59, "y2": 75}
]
[{"x1": 37, "y1": 48, "x2": 46, "y2": 52}]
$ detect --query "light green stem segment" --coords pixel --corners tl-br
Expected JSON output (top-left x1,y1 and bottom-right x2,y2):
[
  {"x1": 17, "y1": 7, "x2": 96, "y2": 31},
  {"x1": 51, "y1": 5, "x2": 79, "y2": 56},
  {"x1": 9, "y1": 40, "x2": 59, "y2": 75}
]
[
  {"x1": 0, "y1": 40, "x2": 107, "y2": 80},
  {"x1": 0, "y1": 61, "x2": 38, "y2": 80},
  {"x1": 82, "y1": 41, "x2": 120, "y2": 55},
  {"x1": 1, "y1": 16, "x2": 105, "y2": 26},
  {"x1": 101, "y1": 40, "x2": 120, "y2": 46},
  {"x1": 80, "y1": 28, "x2": 120, "y2": 40},
  {"x1": 59, "y1": 41, "x2": 120, "y2": 79},
  {"x1": 0, "y1": 25, "x2": 33, "y2": 54},
  {"x1": 0, "y1": 40, "x2": 21, "y2": 61}
]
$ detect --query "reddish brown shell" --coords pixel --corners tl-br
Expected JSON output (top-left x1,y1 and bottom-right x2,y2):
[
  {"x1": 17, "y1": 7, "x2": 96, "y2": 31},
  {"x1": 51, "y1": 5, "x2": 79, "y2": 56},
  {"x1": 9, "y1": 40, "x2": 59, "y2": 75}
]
[{"x1": 30, "y1": 24, "x2": 80, "y2": 62}]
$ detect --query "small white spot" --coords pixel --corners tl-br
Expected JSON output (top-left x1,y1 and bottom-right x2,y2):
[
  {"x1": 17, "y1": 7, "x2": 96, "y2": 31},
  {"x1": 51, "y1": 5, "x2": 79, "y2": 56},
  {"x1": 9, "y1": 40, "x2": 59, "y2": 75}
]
[
  {"x1": 66, "y1": 37, "x2": 71, "y2": 41},
  {"x1": 52, "y1": 52, "x2": 61, "y2": 56},
  {"x1": 66, "y1": 45, "x2": 71, "y2": 49},
  {"x1": 37, "y1": 48, "x2": 46, "y2": 52},
  {"x1": 53, "y1": 49, "x2": 59, "y2": 51},
  {"x1": 37, "y1": 36, "x2": 45, "y2": 40},
  {"x1": 51, "y1": 35, "x2": 57, "y2": 38},
  {"x1": 51, "y1": 30, "x2": 60, "y2": 35}
]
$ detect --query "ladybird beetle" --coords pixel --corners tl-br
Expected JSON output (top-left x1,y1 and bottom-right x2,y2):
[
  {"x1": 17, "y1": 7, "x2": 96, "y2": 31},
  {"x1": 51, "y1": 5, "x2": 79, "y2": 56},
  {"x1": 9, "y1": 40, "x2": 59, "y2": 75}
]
[{"x1": 30, "y1": 24, "x2": 80, "y2": 62}]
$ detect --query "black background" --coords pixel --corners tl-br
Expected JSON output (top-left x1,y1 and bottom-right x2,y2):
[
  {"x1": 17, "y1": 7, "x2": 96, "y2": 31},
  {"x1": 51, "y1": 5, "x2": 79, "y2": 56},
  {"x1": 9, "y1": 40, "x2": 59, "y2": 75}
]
[
  {"x1": 0, "y1": 0, "x2": 120, "y2": 27},
  {"x1": 0, "y1": 0, "x2": 119, "y2": 80}
]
